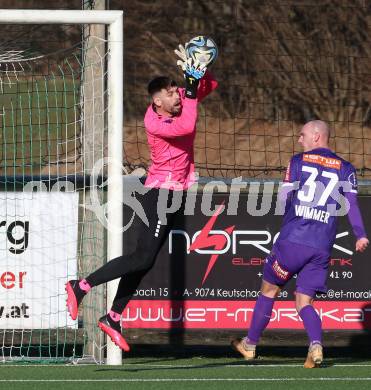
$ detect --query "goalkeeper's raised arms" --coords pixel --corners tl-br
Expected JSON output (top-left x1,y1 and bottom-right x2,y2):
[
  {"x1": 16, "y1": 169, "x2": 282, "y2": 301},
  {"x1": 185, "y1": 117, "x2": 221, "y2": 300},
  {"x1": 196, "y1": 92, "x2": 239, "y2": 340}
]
[{"x1": 175, "y1": 42, "x2": 207, "y2": 99}]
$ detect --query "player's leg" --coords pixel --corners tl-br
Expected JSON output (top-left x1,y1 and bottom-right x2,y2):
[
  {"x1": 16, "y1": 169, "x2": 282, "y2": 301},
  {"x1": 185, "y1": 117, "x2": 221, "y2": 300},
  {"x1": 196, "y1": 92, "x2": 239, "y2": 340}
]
[
  {"x1": 97, "y1": 271, "x2": 146, "y2": 352},
  {"x1": 232, "y1": 243, "x2": 287, "y2": 359},
  {"x1": 66, "y1": 188, "x2": 178, "y2": 320},
  {"x1": 247, "y1": 241, "x2": 295, "y2": 344},
  {"x1": 296, "y1": 251, "x2": 329, "y2": 368},
  {"x1": 95, "y1": 190, "x2": 184, "y2": 350},
  {"x1": 65, "y1": 279, "x2": 92, "y2": 321},
  {"x1": 248, "y1": 280, "x2": 280, "y2": 343},
  {"x1": 231, "y1": 279, "x2": 280, "y2": 360},
  {"x1": 66, "y1": 201, "x2": 163, "y2": 320},
  {"x1": 296, "y1": 292, "x2": 321, "y2": 347},
  {"x1": 297, "y1": 292, "x2": 323, "y2": 368},
  {"x1": 232, "y1": 240, "x2": 303, "y2": 359}
]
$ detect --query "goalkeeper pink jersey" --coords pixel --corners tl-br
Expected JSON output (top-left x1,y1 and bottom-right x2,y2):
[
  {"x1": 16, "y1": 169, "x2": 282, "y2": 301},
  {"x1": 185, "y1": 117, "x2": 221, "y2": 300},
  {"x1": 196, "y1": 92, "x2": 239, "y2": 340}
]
[{"x1": 144, "y1": 72, "x2": 218, "y2": 190}]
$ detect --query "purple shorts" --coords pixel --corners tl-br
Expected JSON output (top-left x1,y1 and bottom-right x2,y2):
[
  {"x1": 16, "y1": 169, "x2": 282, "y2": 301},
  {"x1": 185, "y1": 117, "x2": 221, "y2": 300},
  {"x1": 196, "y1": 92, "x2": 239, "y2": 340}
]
[{"x1": 263, "y1": 239, "x2": 330, "y2": 297}]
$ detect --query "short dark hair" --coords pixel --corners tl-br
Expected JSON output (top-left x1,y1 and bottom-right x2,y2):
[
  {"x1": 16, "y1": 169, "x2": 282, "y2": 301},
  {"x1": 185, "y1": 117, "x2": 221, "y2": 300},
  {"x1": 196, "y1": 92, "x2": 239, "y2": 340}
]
[{"x1": 147, "y1": 76, "x2": 177, "y2": 96}]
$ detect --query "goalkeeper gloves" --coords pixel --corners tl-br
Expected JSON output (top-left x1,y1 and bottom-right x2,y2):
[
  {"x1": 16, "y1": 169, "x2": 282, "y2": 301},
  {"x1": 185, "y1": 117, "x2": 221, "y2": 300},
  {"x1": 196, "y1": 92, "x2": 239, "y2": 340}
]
[
  {"x1": 175, "y1": 43, "x2": 207, "y2": 99},
  {"x1": 184, "y1": 58, "x2": 207, "y2": 99},
  {"x1": 174, "y1": 43, "x2": 187, "y2": 72}
]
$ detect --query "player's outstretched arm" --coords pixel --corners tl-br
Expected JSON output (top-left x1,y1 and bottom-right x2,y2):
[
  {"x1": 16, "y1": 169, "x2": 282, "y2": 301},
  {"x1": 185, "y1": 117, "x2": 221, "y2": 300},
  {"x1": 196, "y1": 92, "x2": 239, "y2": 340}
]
[
  {"x1": 356, "y1": 237, "x2": 369, "y2": 252},
  {"x1": 197, "y1": 70, "x2": 218, "y2": 101}
]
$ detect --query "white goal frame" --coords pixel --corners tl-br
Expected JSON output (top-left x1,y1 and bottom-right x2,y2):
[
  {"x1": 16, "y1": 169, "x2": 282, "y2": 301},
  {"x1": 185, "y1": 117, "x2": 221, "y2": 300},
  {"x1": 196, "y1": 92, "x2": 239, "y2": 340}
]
[{"x1": 0, "y1": 10, "x2": 124, "y2": 365}]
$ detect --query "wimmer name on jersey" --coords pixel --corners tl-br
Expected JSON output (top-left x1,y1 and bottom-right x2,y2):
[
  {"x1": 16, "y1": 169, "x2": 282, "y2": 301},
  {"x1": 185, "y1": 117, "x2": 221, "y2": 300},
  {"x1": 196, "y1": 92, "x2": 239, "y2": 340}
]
[{"x1": 278, "y1": 147, "x2": 361, "y2": 252}]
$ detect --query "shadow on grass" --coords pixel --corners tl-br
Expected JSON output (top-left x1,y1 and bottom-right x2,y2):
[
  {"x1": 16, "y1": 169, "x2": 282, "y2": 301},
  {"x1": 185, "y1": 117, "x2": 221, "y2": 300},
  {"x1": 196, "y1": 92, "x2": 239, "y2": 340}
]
[{"x1": 94, "y1": 344, "x2": 371, "y2": 372}]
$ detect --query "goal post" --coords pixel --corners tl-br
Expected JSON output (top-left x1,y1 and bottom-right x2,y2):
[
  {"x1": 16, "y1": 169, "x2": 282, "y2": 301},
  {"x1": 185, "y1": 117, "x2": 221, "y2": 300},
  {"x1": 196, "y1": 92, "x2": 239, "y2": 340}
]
[{"x1": 0, "y1": 10, "x2": 123, "y2": 365}]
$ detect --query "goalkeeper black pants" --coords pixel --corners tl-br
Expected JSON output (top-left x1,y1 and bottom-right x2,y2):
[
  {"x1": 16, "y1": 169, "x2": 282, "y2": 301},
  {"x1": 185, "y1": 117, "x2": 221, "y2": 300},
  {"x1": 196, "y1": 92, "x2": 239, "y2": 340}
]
[{"x1": 85, "y1": 187, "x2": 184, "y2": 313}]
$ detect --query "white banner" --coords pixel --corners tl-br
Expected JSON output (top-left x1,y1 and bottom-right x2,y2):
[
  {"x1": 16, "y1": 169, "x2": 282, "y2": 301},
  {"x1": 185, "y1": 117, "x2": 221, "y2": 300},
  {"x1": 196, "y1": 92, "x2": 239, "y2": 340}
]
[{"x1": 0, "y1": 191, "x2": 78, "y2": 329}]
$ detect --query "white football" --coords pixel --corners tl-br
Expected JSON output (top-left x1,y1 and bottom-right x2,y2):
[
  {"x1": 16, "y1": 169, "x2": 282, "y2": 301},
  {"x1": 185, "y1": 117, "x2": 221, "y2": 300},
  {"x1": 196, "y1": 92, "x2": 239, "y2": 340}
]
[{"x1": 185, "y1": 36, "x2": 218, "y2": 67}]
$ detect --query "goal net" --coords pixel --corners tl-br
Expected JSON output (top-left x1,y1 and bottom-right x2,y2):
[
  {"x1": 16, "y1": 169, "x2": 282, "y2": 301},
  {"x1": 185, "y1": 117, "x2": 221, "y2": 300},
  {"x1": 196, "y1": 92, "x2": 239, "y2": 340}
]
[
  {"x1": 0, "y1": 11, "x2": 123, "y2": 363},
  {"x1": 122, "y1": 1, "x2": 371, "y2": 180}
]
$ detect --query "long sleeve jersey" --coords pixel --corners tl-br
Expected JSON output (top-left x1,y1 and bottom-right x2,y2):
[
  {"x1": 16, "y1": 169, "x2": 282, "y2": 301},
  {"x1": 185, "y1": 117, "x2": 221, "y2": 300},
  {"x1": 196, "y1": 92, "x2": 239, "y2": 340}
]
[
  {"x1": 278, "y1": 147, "x2": 367, "y2": 252},
  {"x1": 144, "y1": 71, "x2": 218, "y2": 190}
]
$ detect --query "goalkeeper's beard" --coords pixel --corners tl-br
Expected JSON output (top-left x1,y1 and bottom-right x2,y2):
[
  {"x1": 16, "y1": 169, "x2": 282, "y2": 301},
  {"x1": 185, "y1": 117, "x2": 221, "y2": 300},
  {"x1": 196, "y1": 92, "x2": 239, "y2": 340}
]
[{"x1": 170, "y1": 102, "x2": 182, "y2": 116}]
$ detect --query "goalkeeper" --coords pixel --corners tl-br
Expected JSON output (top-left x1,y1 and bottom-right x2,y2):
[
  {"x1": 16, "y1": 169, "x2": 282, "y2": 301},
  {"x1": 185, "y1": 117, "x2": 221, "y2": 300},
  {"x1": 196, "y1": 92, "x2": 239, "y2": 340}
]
[{"x1": 65, "y1": 43, "x2": 218, "y2": 351}]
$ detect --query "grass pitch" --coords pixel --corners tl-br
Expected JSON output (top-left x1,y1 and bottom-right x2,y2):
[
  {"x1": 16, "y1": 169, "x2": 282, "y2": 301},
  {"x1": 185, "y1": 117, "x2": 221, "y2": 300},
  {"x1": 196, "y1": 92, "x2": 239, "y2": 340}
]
[{"x1": 1, "y1": 346, "x2": 370, "y2": 390}]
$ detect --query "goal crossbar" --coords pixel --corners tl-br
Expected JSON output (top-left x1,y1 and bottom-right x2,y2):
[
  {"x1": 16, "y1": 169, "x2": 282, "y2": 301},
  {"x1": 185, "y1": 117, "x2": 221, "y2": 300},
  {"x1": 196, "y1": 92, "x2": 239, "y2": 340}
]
[{"x1": 0, "y1": 10, "x2": 123, "y2": 25}]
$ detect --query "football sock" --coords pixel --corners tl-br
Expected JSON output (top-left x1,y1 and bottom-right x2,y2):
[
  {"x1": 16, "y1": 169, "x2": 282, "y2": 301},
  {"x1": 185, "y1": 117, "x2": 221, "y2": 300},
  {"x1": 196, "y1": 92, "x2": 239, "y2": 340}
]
[
  {"x1": 79, "y1": 279, "x2": 92, "y2": 293},
  {"x1": 109, "y1": 310, "x2": 121, "y2": 323},
  {"x1": 247, "y1": 294, "x2": 275, "y2": 344},
  {"x1": 299, "y1": 305, "x2": 322, "y2": 345}
]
